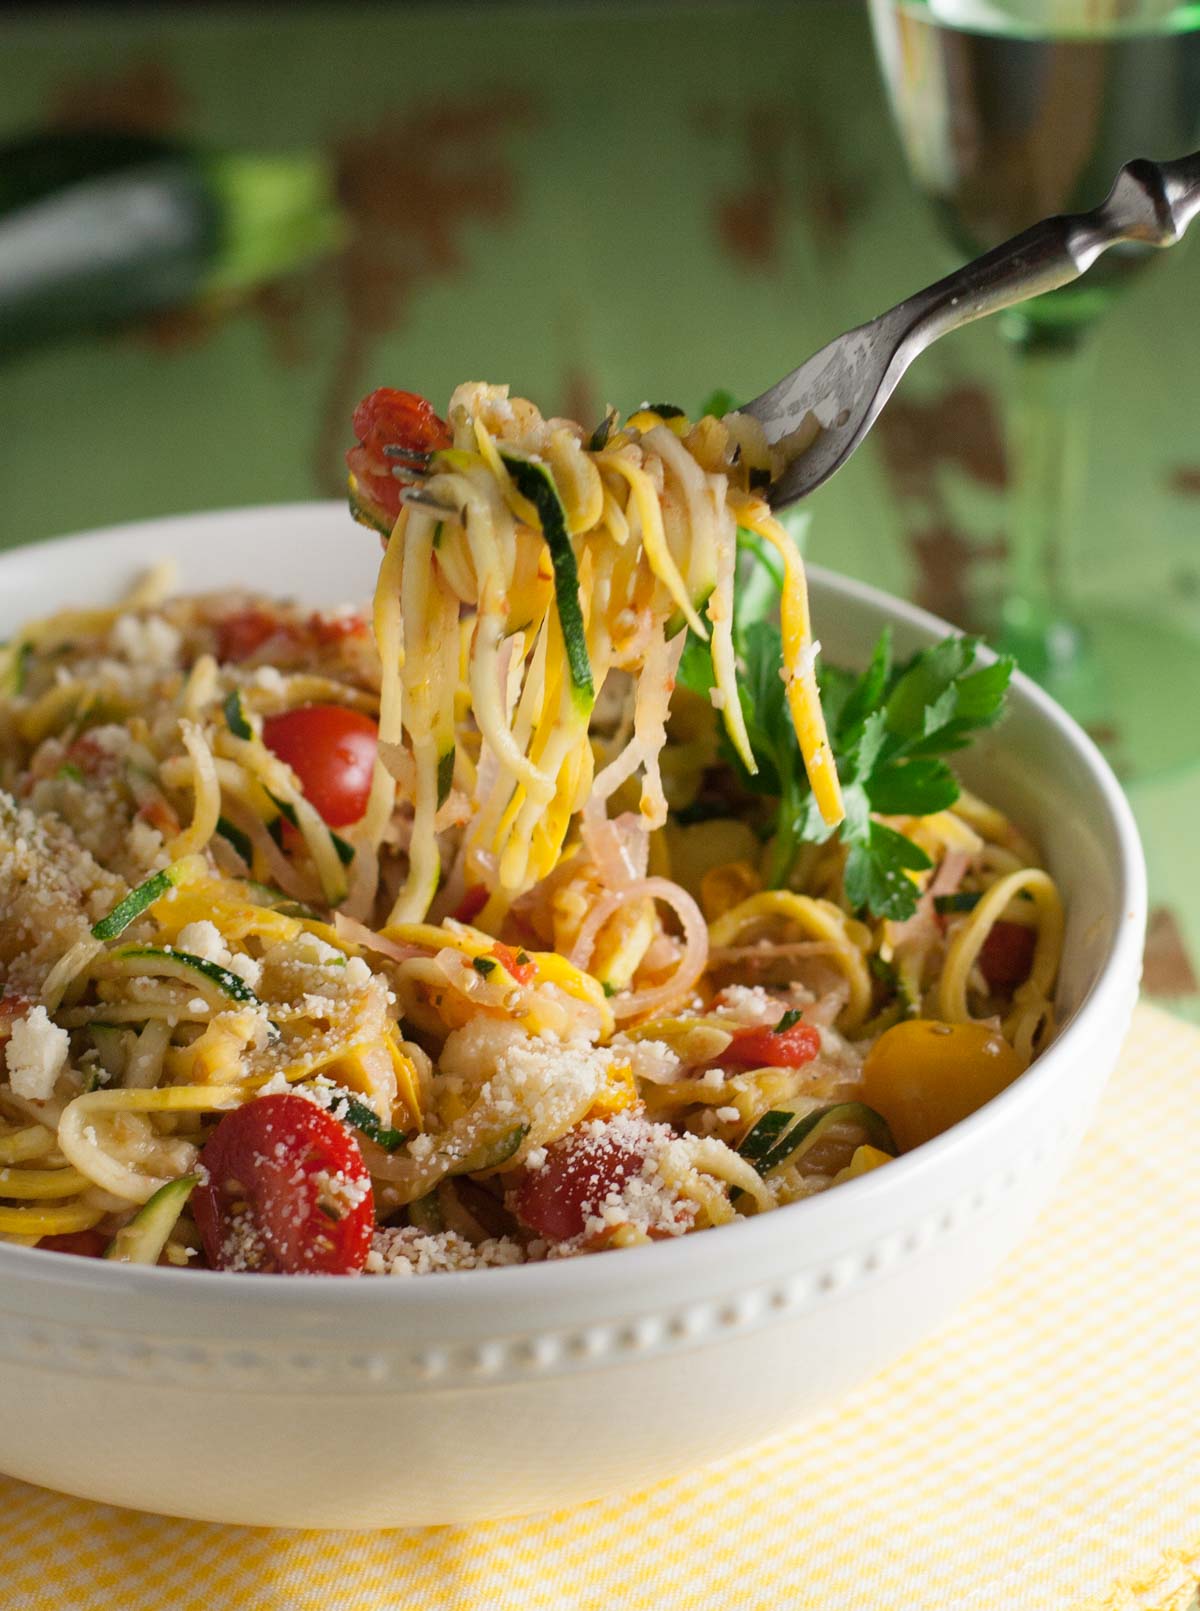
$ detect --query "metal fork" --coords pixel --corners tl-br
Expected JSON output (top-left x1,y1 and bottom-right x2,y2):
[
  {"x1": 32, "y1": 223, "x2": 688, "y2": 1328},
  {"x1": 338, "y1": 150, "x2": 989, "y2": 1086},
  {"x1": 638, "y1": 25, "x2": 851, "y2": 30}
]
[{"x1": 742, "y1": 151, "x2": 1200, "y2": 510}]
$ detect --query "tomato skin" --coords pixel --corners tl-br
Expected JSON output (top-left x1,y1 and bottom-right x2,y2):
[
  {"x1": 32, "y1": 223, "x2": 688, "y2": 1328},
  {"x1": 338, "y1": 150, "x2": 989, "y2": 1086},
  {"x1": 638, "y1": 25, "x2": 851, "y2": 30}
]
[
  {"x1": 512, "y1": 1127, "x2": 646, "y2": 1242},
  {"x1": 36, "y1": 1229, "x2": 107, "y2": 1258},
  {"x1": 193, "y1": 1093, "x2": 374, "y2": 1275},
  {"x1": 861, "y1": 1019, "x2": 1024, "y2": 1151},
  {"x1": 453, "y1": 885, "x2": 489, "y2": 925},
  {"x1": 136, "y1": 794, "x2": 182, "y2": 837},
  {"x1": 261, "y1": 704, "x2": 379, "y2": 828},
  {"x1": 721, "y1": 1021, "x2": 821, "y2": 1069},
  {"x1": 491, "y1": 942, "x2": 536, "y2": 986},
  {"x1": 979, "y1": 921, "x2": 1037, "y2": 992},
  {"x1": 346, "y1": 388, "x2": 452, "y2": 526}
]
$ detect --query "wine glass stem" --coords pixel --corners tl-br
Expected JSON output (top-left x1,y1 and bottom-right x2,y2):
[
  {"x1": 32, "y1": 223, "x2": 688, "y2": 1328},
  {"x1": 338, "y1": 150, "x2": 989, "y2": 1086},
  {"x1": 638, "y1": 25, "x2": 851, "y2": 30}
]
[{"x1": 998, "y1": 318, "x2": 1100, "y2": 680}]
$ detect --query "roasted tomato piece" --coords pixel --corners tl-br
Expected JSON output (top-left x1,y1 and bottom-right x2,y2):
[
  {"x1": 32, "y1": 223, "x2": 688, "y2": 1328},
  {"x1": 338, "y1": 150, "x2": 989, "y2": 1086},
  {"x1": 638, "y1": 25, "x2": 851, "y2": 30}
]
[
  {"x1": 346, "y1": 387, "x2": 452, "y2": 528},
  {"x1": 0, "y1": 995, "x2": 30, "y2": 1042},
  {"x1": 308, "y1": 610, "x2": 370, "y2": 646},
  {"x1": 452, "y1": 885, "x2": 489, "y2": 925},
  {"x1": 216, "y1": 607, "x2": 290, "y2": 664},
  {"x1": 36, "y1": 1229, "x2": 107, "y2": 1258},
  {"x1": 262, "y1": 704, "x2": 378, "y2": 828},
  {"x1": 136, "y1": 794, "x2": 182, "y2": 837},
  {"x1": 721, "y1": 1020, "x2": 821, "y2": 1069},
  {"x1": 511, "y1": 1125, "x2": 647, "y2": 1242},
  {"x1": 490, "y1": 942, "x2": 536, "y2": 986},
  {"x1": 193, "y1": 1094, "x2": 374, "y2": 1275},
  {"x1": 979, "y1": 920, "x2": 1037, "y2": 992}
]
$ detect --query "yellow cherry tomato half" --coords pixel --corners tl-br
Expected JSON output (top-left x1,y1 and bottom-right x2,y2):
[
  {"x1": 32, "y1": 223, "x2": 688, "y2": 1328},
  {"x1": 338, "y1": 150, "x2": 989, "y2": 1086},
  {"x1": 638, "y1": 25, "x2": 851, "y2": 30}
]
[{"x1": 861, "y1": 1019, "x2": 1024, "y2": 1152}]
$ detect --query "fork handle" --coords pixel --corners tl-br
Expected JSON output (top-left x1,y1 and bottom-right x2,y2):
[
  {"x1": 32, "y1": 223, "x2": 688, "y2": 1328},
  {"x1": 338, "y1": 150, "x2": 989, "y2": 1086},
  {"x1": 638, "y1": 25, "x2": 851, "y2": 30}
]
[{"x1": 900, "y1": 151, "x2": 1200, "y2": 353}]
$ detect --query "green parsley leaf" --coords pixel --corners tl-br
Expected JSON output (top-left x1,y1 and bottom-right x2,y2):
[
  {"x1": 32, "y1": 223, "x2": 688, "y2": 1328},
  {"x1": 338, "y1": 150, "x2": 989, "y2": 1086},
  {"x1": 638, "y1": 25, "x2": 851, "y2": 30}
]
[
  {"x1": 674, "y1": 529, "x2": 1013, "y2": 921},
  {"x1": 883, "y1": 637, "x2": 1012, "y2": 754},
  {"x1": 828, "y1": 628, "x2": 892, "y2": 741},
  {"x1": 739, "y1": 619, "x2": 790, "y2": 794},
  {"x1": 843, "y1": 821, "x2": 932, "y2": 917},
  {"x1": 865, "y1": 757, "x2": 959, "y2": 817},
  {"x1": 698, "y1": 388, "x2": 740, "y2": 418},
  {"x1": 676, "y1": 631, "x2": 717, "y2": 701}
]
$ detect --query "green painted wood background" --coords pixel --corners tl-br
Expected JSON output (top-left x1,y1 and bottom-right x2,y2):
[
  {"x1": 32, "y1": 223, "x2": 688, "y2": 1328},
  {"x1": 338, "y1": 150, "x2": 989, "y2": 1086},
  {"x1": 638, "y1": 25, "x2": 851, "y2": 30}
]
[{"x1": 1, "y1": 0, "x2": 1198, "y2": 1013}]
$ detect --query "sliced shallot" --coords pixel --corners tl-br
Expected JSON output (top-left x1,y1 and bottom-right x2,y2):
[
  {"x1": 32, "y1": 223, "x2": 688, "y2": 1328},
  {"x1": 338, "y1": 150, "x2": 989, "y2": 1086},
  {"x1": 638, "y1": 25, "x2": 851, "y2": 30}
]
[{"x1": 570, "y1": 877, "x2": 708, "y2": 1021}]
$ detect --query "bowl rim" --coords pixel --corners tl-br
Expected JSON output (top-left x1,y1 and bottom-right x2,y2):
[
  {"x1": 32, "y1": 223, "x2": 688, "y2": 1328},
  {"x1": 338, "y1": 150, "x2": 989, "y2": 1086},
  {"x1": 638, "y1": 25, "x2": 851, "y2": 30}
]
[{"x1": 0, "y1": 503, "x2": 1147, "y2": 1310}]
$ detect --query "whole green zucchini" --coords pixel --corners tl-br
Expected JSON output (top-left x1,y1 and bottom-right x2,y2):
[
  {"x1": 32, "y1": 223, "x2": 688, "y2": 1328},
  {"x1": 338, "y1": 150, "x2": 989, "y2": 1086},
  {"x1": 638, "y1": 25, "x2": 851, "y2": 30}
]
[{"x1": 0, "y1": 129, "x2": 342, "y2": 355}]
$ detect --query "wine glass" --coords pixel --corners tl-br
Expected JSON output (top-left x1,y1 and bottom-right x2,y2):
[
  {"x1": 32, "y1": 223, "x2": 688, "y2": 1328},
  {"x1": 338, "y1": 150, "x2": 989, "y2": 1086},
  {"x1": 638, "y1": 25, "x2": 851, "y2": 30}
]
[{"x1": 868, "y1": 0, "x2": 1200, "y2": 775}]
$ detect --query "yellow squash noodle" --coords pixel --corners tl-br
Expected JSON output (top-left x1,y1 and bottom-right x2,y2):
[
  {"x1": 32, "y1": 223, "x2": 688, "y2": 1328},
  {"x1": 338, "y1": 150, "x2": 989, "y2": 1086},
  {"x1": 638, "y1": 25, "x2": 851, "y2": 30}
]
[
  {"x1": 938, "y1": 866, "x2": 1065, "y2": 1053},
  {"x1": 708, "y1": 891, "x2": 873, "y2": 1030}
]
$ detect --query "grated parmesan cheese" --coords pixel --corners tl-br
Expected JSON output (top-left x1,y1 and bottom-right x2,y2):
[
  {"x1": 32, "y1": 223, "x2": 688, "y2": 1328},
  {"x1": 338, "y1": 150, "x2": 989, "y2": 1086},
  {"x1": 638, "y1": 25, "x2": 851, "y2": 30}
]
[
  {"x1": 365, "y1": 1227, "x2": 524, "y2": 1277},
  {"x1": 175, "y1": 921, "x2": 231, "y2": 967},
  {"x1": 343, "y1": 956, "x2": 372, "y2": 989},
  {"x1": 225, "y1": 952, "x2": 263, "y2": 990},
  {"x1": 4, "y1": 1005, "x2": 69, "y2": 1101},
  {"x1": 110, "y1": 614, "x2": 182, "y2": 669},
  {"x1": 127, "y1": 819, "x2": 166, "y2": 871},
  {"x1": 712, "y1": 984, "x2": 786, "y2": 1026}
]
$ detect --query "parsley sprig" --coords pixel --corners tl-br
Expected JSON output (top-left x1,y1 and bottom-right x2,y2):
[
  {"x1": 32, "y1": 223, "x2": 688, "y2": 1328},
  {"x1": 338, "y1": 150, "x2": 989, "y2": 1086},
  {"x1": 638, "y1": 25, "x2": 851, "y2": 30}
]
[{"x1": 678, "y1": 546, "x2": 1014, "y2": 920}]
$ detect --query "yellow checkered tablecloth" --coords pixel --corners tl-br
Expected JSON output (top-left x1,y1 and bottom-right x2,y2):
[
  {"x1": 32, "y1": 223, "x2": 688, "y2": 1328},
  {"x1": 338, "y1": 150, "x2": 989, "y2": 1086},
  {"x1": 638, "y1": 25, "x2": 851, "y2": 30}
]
[{"x1": 2, "y1": 1000, "x2": 1196, "y2": 1611}]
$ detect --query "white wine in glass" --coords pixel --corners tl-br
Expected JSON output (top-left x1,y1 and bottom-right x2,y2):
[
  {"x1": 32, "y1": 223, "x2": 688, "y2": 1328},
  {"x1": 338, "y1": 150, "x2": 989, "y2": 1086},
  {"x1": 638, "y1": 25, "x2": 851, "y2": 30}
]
[{"x1": 869, "y1": 0, "x2": 1200, "y2": 775}]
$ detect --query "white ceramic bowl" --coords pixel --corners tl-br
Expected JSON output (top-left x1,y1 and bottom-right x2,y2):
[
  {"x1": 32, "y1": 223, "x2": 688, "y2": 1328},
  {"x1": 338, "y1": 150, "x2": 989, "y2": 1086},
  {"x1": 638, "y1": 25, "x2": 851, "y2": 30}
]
[{"x1": 0, "y1": 505, "x2": 1145, "y2": 1528}]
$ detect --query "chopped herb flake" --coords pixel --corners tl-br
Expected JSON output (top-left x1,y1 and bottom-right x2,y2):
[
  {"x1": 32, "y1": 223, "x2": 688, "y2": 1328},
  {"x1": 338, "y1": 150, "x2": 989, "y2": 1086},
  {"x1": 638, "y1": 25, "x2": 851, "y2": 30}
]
[{"x1": 223, "y1": 689, "x2": 253, "y2": 740}]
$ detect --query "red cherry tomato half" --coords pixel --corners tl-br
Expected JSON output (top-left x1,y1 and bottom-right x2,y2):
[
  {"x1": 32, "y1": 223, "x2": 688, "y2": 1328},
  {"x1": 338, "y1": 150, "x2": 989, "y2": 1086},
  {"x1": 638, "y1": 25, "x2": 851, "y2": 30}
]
[
  {"x1": 491, "y1": 942, "x2": 536, "y2": 986},
  {"x1": 36, "y1": 1229, "x2": 107, "y2": 1258},
  {"x1": 979, "y1": 920, "x2": 1037, "y2": 992},
  {"x1": 193, "y1": 1093, "x2": 374, "y2": 1275},
  {"x1": 346, "y1": 388, "x2": 453, "y2": 526},
  {"x1": 261, "y1": 704, "x2": 378, "y2": 829},
  {"x1": 512, "y1": 1125, "x2": 646, "y2": 1242},
  {"x1": 721, "y1": 1021, "x2": 821, "y2": 1069}
]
